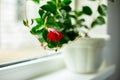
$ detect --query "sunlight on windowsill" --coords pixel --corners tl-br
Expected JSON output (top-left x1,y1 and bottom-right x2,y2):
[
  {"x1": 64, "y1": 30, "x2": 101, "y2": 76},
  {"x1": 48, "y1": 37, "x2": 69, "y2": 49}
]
[{"x1": 0, "y1": 48, "x2": 48, "y2": 64}]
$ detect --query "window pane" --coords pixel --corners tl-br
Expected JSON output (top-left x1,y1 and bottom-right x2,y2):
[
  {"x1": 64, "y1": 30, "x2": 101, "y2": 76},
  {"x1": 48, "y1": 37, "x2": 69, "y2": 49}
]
[{"x1": 0, "y1": 0, "x2": 53, "y2": 64}]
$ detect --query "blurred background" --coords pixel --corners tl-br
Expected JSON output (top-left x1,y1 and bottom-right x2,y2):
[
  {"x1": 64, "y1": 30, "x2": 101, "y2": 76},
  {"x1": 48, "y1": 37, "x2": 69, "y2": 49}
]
[
  {"x1": 0, "y1": 0, "x2": 120, "y2": 80},
  {"x1": 0, "y1": 0, "x2": 47, "y2": 65}
]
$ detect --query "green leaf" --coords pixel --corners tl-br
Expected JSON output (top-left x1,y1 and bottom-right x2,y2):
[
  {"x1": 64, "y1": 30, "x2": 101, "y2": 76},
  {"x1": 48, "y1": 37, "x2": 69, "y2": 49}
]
[
  {"x1": 42, "y1": 12, "x2": 51, "y2": 20},
  {"x1": 74, "y1": 11, "x2": 83, "y2": 17},
  {"x1": 78, "y1": 11, "x2": 83, "y2": 16},
  {"x1": 46, "y1": 22, "x2": 60, "y2": 30},
  {"x1": 23, "y1": 19, "x2": 29, "y2": 27},
  {"x1": 51, "y1": 0, "x2": 56, "y2": 3},
  {"x1": 64, "y1": 18, "x2": 72, "y2": 27},
  {"x1": 60, "y1": 36, "x2": 68, "y2": 44},
  {"x1": 30, "y1": 25, "x2": 44, "y2": 34},
  {"x1": 38, "y1": 38, "x2": 45, "y2": 43},
  {"x1": 91, "y1": 16, "x2": 105, "y2": 28},
  {"x1": 46, "y1": 23, "x2": 60, "y2": 30},
  {"x1": 57, "y1": 22, "x2": 66, "y2": 28},
  {"x1": 45, "y1": 15, "x2": 60, "y2": 29},
  {"x1": 78, "y1": 19, "x2": 85, "y2": 25},
  {"x1": 34, "y1": 18, "x2": 44, "y2": 25},
  {"x1": 42, "y1": 29, "x2": 48, "y2": 41},
  {"x1": 31, "y1": 19, "x2": 34, "y2": 25},
  {"x1": 61, "y1": 0, "x2": 72, "y2": 5},
  {"x1": 47, "y1": 41, "x2": 58, "y2": 48},
  {"x1": 61, "y1": 6, "x2": 71, "y2": 12},
  {"x1": 41, "y1": 1, "x2": 56, "y2": 15},
  {"x1": 32, "y1": 0, "x2": 40, "y2": 4},
  {"x1": 98, "y1": 4, "x2": 107, "y2": 16},
  {"x1": 83, "y1": 6, "x2": 92, "y2": 15},
  {"x1": 69, "y1": 14, "x2": 76, "y2": 19},
  {"x1": 109, "y1": 0, "x2": 114, "y2": 2},
  {"x1": 47, "y1": 1, "x2": 56, "y2": 9},
  {"x1": 79, "y1": 19, "x2": 85, "y2": 22},
  {"x1": 67, "y1": 31, "x2": 79, "y2": 41},
  {"x1": 39, "y1": 9, "x2": 44, "y2": 18},
  {"x1": 83, "y1": 25, "x2": 89, "y2": 29}
]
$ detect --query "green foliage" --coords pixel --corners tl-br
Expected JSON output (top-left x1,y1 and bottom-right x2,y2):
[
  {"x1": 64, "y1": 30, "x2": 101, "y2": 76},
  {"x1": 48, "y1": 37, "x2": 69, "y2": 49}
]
[
  {"x1": 98, "y1": 4, "x2": 107, "y2": 16},
  {"x1": 39, "y1": 10, "x2": 44, "y2": 18},
  {"x1": 109, "y1": 0, "x2": 115, "y2": 2},
  {"x1": 23, "y1": 19, "x2": 29, "y2": 27},
  {"x1": 83, "y1": 6, "x2": 92, "y2": 15},
  {"x1": 91, "y1": 16, "x2": 105, "y2": 28},
  {"x1": 23, "y1": 0, "x2": 114, "y2": 49},
  {"x1": 41, "y1": 2, "x2": 57, "y2": 15},
  {"x1": 32, "y1": 0, "x2": 40, "y2": 3},
  {"x1": 61, "y1": 0, "x2": 72, "y2": 5}
]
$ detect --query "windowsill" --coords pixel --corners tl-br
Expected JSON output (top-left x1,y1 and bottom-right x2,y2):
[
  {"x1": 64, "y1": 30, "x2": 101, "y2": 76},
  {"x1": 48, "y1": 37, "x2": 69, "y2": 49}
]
[
  {"x1": 31, "y1": 65, "x2": 115, "y2": 80},
  {"x1": 0, "y1": 49, "x2": 50, "y2": 64},
  {"x1": 0, "y1": 54, "x2": 64, "y2": 80},
  {"x1": 0, "y1": 54, "x2": 116, "y2": 80}
]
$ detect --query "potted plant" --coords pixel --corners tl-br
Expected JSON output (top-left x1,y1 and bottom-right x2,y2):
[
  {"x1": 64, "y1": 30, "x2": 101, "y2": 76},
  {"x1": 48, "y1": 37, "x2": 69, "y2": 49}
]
[{"x1": 23, "y1": 0, "x2": 114, "y2": 73}]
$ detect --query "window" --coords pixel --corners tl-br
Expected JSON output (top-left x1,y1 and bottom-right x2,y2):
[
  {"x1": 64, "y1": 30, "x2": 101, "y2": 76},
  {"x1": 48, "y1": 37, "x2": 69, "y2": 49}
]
[
  {"x1": 0, "y1": 0, "x2": 50, "y2": 64},
  {"x1": 0, "y1": 0, "x2": 107, "y2": 65}
]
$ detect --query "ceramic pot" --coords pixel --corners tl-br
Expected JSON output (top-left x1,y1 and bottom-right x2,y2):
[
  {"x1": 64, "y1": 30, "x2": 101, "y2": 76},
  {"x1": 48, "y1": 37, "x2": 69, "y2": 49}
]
[{"x1": 62, "y1": 38, "x2": 106, "y2": 73}]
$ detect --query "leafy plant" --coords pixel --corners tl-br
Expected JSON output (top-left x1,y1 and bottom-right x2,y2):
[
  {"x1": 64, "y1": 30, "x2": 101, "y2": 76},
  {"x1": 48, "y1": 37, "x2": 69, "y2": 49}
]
[{"x1": 23, "y1": 0, "x2": 114, "y2": 50}]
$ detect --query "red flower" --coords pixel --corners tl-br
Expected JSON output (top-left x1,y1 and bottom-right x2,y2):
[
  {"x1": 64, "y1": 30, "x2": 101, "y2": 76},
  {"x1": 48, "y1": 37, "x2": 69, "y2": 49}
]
[{"x1": 47, "y1": 28, "x2": 64, "y2": 42}]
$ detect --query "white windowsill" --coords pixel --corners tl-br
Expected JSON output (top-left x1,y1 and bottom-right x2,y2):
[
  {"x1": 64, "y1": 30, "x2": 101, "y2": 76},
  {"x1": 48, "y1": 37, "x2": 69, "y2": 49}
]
[
  {"x1": 0, "y1": 54, "x2": 116, "y2": 80},
  {"x1": 31, "y1": 65, "x2": 115, "y2": 80},
  {"x1": 0, "y1": 54, "x2": 65, "y2": 80}
]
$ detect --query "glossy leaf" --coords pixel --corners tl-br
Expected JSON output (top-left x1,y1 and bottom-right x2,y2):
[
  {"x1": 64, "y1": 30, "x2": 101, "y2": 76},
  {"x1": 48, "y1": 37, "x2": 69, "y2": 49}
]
[
  {"x1": 74, "y1": 11, "x2": 83, "y2": 16},
  {"x1": 98, "y1": 4, "x2": 107, "y2": 16},
  {"x1": 41, "y1": 2, "x2": 56, "y2": 15},
  {"x1": 51, "y1": 0, "x2": 56, "y2": 3},
  {"x1": 31, "y1": 19, "x2": 34, "y2": 25},
  {"x1": 38, "y1": 38, "x2": 45, "y2": 42},
  {"x1": 34, "y1": 18, "x2": 44, "y2": 25},
  {"x1": 83, "y1": 6, "x2": 92, "y2": 15},
  {"x1": 61, "y1": 0, "x2": 72, "y2": 5},
  {"x1": 30, "y1": 25, "x2": 44, "y2": 34},
  {"x1": 23, "y1": 19, "x2": 29, "y2": 27},
  {"x1": 47, "y1": 41, "x2": 58, "y2": 48},
  {"x1": 42, "y1": 12, "x2": 51, "y2": 20},
  {"x1": 39, "y1": 9, "x2": 44, "y2": 18},
  {"x1": 32, "y1": 0, "x2": 40, "y2": 4},
  {"x1": 91, "y1": 16, "x2": 105, "y2": 28},
  {"x1": 42, "y1": 29, "x2": 48, "y2": 41},
  {"x1": 47, "y1": 1, "x2": 56, "y2": 10},
  {"x1": 61, "y1": 6, "x2": 71, "y2": 12},
  {"x1": 67, "y1": 31, "x2": 79, "y2": 41}
]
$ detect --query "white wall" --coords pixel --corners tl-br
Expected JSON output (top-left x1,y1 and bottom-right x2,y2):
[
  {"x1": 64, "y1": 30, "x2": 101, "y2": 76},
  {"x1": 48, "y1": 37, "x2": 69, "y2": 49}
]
[{"x1": 106, "y1": 0, "x2": 120, "y2": 80}]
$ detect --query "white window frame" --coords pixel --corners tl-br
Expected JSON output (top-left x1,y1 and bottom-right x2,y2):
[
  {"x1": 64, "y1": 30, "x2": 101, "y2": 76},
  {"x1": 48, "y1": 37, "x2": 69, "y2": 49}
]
[{"x1": 0, "y1": 54, "x2": 64, "y2": 80}]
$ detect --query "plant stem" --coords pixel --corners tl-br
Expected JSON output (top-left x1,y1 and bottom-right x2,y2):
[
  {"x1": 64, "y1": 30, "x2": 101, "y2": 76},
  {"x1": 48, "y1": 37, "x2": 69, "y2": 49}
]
[
  {"x1": 56, "y1": 0, "x2": 63, "y2": 18},
  {"x1": 44, "y1": 16, "x2": 48, "y2": 30}
]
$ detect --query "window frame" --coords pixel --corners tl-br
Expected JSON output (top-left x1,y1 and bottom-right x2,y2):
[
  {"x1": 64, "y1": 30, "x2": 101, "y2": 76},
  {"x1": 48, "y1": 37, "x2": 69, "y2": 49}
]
[{"x1": 0, "y1": 53, "x2": 64, "y2": 80}]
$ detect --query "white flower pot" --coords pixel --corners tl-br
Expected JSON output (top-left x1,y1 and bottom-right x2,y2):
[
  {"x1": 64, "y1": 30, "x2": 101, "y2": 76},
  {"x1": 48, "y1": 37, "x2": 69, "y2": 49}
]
[{"x1": 62, "y1": 38, "x2": 106, "y2": 73}]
